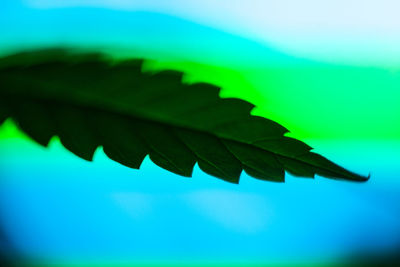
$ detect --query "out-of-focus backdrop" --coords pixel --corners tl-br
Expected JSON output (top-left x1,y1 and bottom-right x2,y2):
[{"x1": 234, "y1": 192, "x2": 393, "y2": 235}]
[{"x1": 1, "y1": 0, "x2": 399, "y2": 266}]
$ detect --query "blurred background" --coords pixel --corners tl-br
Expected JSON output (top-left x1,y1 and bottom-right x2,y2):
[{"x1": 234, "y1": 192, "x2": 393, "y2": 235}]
[{"x1": 1, "y1": 0, "x2": 400, "y2": 266}]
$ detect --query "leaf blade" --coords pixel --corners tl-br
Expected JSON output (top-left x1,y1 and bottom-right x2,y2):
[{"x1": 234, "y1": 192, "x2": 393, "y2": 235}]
[{"x1": 0, "y1": 48, "x2": 369, "y2": 183}]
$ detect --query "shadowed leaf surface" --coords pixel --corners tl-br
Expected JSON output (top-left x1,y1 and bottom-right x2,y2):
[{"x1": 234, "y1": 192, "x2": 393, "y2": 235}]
[{"x1": 0, "y1": 48, "x2": 369, "y2": 183}]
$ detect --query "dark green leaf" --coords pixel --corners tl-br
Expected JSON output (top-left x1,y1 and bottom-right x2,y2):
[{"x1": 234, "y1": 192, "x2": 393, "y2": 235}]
[{"x1": 0, "y1": 48, "x2": 369, "y2": 183}]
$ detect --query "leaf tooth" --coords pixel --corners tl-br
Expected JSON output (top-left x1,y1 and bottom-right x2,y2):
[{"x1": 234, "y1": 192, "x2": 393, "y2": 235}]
[
  {"x1": 103, "y1": 146, "x2": 147, "y2": 170},
  {"x1": 277, "y1": 156, "x2": 316, "y2": 179},
  {"x1": 58, "y1": 136, "x2": 98, "y2": 161},
  {"x1": 220, "y1": 98, "x2": 255, "y2": 114},
  {"x1": 197, "y1": 159, "x2": 242, "y2": 184},
  {"x1": 92, "y1": 114, "x2": 149, "y2": 170},
  {"x1": 150, "y1": 70, "x2": 184, "y2": 82},
  {"x1": 148, "y1": 153, "x2": 194, "y2": 178},
  {"x1": 222, "y1": 140, "x2": 285, "y2": 182},
  {"x1": 136, "y1": 121, "x2": 196, "y2": 177},
  {"x1": 52, "y1": 105, "x2": 99, "y2": 161},
  {"x1": 189, "y1": 82, "x2": 221, "y2": 97},
  {"x1": 174, "y1": 128, "x2": 242, "y2": 183},
  {"x1": 243, "y1": 166, "x2": 285, "y2": 183}
]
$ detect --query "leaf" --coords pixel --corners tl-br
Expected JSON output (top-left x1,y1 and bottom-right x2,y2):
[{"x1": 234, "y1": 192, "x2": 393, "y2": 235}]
[{"x1": 0, "y1": 48, "x2": 369, "y2": 183}]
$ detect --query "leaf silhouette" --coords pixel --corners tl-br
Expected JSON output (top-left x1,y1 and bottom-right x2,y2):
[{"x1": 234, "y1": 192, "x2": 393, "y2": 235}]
[{"x1": 0, "y1": 48, "x2": 369, "y2": 183}]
